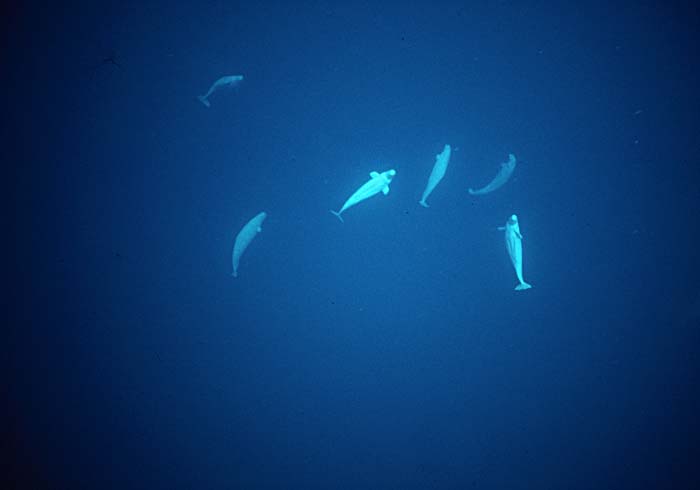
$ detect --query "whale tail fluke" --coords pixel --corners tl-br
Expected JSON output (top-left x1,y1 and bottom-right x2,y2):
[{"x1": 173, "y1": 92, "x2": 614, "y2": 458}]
[
  {"x1": 330, "y1": 210, "x2": 344, "y2": 223},
  {"x1": 515, "y1": 282, "x2": 532, "y2": 291},
  {"x1": 197, "y1": 95, "x2": 211, "y2": 107},
  {"x1": 418, "y1": 200, "x2": 429, "y2": 208}
]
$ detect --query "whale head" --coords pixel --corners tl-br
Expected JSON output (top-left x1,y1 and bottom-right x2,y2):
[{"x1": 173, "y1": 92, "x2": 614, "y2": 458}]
[
  {"x1": 385, "y1": 169, "x2": 397, "y2": 181},
  {"x1": 509, "y1": 214, "x2": 518, "y2": 224}
]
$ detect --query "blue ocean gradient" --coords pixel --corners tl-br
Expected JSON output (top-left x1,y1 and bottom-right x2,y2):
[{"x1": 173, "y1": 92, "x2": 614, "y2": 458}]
[{"x1": 9, "y1": 2, "x2": 700, "y2": 489}]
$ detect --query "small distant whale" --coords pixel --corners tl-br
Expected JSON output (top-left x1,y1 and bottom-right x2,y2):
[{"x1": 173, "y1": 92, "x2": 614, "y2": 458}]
[
  {"x1": 469, "y1": 153, "x2": 517, "y2": 195},
  {"x1": 419, "y1": 144, "x2": 451, "y2": 208},
  {"x1": 331, "y1": 169, "x2": 396, "y2": 222},
  {"x1": 231, "y1": 211, "x2": 266, "y2": 277},
  {"x1": 198, "y1": 75, "x2": 244, "y2": 107},
  {"x1": 498, "y1": 214, "x2": 532, "y2": 291}
]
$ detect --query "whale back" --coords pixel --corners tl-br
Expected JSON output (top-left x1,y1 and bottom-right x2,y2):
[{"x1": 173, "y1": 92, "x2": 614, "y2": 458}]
[
  {"x1": 232, "y1": 211, "x2": 267, "y2": 277},
  {"x1": 469, "y1": 153, "x2": 516, "y2": 195},
  {"x1": 420, "y1": 145, "x2": 451, "y2": 205}
]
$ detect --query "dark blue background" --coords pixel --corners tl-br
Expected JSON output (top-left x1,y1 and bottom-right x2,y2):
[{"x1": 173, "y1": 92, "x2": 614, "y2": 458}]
[{"x1": 9, "y1": 1, "x2": 700, "y2": 488}]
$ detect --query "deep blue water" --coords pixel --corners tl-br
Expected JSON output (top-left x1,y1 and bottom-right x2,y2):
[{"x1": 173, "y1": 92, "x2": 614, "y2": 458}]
[{"x1": 9, "y1": 2, "x2": 700, "y2": 489}]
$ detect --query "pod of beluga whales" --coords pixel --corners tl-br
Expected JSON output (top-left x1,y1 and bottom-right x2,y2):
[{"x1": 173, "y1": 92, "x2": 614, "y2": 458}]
[{"x1": 202, "y1": 76, "x2": 532, "y2": 291}]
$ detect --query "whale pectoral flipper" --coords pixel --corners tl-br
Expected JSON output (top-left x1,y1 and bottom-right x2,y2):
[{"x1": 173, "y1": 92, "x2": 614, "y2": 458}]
[
  {"x1": 382, "y1": 186, "x2": 390, "y2": 195},
  {"x1": 370, "y1": 171, "x2": 380, "y2": 178}
]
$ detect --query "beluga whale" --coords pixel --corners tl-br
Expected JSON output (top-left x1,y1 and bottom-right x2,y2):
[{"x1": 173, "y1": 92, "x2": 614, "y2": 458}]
[
  {"x1": 231, "y1": 211, "x2": 267, "y2": 278},
  {"x1": 419, "y1": 144, "x2": 451, "y2": 208},
  {"x1": 198, "y1": 75, "x2": 244, "y2": 107},
  {"x1": 498, "y1": 214, "x2": 532, "y2": 291},
  {"x1": 331, "y1": 169, "x2": 396, "y2": 222},
  {"x1": 469, "y1": 153, "x2": 517, "y2": 195}
]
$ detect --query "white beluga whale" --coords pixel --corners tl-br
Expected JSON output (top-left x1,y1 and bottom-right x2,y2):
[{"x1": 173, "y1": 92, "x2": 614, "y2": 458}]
[
  {"x1": 469, "y1": 153, "x2": 517, "y2": 195},
  {"x1": 198, "y1": 75, "x2": 244, "y2": 107},
  {"x1": 331, "y1": 169, "x2": 396, "y2": 222},
  {"x1": 498, "y1": 214, "x2": 532, "y2": 291},
  {"x1": 419, "y1": 144, "x2": 451, "y2": 208},
  {"x1": 231, "y1": 211, "x2": 267, "y2": 277}
]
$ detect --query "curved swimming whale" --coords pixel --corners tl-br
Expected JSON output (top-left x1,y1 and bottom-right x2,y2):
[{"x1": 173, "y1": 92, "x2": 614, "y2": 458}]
[
  {"x1": 469, "y1": 153, "x2": 516, "y2": 195},
  {"x1": 331, "y1": 169, "x2": 396, "y2": 222},
  {"x1": 198, "y1": 75, "x2": 244, "y2": 107},
  {"x1": 231, "y1": 211, "x2": 267, "y2": 277},
  {"x1": 419, "y1": 144, "x2": 451, "y2": 208},
  {"x1": 498, "y1": 214, "x2": 532, "y2": 291}
]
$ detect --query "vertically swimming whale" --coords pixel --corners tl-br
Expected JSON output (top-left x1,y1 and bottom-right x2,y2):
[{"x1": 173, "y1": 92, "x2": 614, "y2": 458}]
[
  {"x1": 231, "y1": 211, "x2": 267, "y2": 277},
  {"x1": 198, "y1": 75, "x2": 244, "y2": 107},
  {"x1": 331, "y1": 169, "x2": 396, "y2": 222},
  {"x1": 469, "y1": 153, "x2": 517, "y2": 195},
  {"x1": 419, "y1": 144, "x2": 451, "y2": 208},
  {"x1": 498, "y1": 214, "x2": 532, "y2": 291}
]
